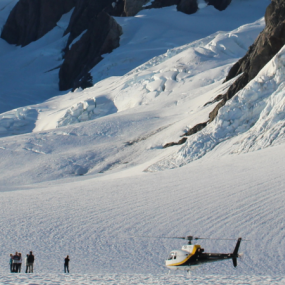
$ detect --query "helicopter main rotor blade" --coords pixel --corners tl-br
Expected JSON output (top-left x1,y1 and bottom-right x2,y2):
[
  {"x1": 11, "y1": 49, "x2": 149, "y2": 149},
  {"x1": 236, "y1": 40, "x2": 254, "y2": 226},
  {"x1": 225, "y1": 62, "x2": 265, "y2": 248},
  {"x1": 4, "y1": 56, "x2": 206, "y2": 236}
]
[
  {"x1": 129, "y1": 235, "x2": 250, "y2": 241},
  {"x1": 195, "y1": 237, "x2": 251, "y2": 241},
  {"x1": 129, "y1": 235, "x2": 192, "y2": 240}
]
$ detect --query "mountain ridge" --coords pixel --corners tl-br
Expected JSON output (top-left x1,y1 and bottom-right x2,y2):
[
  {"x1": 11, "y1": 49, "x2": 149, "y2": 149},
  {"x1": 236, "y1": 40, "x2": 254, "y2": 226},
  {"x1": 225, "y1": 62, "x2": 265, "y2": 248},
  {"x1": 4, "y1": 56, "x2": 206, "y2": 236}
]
[{"x1": 1, "y1": 0, "x2": 235, "y2": 90}]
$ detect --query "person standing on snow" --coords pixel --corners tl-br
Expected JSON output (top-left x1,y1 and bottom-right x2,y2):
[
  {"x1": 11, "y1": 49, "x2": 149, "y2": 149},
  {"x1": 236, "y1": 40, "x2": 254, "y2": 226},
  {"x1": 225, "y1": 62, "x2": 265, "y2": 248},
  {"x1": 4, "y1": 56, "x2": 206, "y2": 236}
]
[
  {"x1": 18, "y1": 253, "x2": 22, "y2": 273},
  {"x1": 25, "y1": 254, "x2": 29, "y2": 273},
  {"x1": 64, "y1": 255, "x2": 70, "y2": 273},
  {"x1": 12, "y1": 252, "x2": 20, "y2": 272},
  {"x1": 27, "y1": 251, "x2": 35, "y2": 273}
]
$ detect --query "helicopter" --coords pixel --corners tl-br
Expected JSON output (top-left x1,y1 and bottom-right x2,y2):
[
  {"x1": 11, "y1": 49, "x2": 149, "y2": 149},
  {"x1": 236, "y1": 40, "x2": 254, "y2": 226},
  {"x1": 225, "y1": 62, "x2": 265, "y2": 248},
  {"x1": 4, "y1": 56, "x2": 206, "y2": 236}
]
[
  {"x1": 134, "y1": 235, "x2": 246, "y2": 271},
  {"x1": 164, "y1": 235, "x2": 245, "y2": 271}
]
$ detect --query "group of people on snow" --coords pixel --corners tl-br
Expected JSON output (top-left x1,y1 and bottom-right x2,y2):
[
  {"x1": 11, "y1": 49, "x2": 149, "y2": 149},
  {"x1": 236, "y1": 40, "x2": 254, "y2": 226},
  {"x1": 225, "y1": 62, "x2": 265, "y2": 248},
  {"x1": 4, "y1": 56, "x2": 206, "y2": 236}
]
[
  {"x1": 9, "y1": 252, "x2": 70, "y2": 273},
  {"x1": 9, "y1": 251, "x2": 34, "y2": 273}
]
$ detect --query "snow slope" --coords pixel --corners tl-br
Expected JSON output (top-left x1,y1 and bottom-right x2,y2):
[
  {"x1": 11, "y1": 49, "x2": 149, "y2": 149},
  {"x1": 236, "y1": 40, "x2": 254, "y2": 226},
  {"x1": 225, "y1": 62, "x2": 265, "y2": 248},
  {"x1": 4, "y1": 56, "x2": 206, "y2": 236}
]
[
  {"x1": 0, "y1": 0, "x2": 269, "y2": 114},
  {"x1": 1, "y1": 0, "x2": 285, "y2": 283},
  {"x1": 148, "y1": 37, "x2": 285, "y2": 171},
  {"x1": 1, "y1": 274, "x2": 284, "y2": 284},
  {"x1": 0, "y1": 18, "x2": 265, "y2": 185},
  {"x1": 1, "y1": 143, "x2": 285, "y2": 277}
]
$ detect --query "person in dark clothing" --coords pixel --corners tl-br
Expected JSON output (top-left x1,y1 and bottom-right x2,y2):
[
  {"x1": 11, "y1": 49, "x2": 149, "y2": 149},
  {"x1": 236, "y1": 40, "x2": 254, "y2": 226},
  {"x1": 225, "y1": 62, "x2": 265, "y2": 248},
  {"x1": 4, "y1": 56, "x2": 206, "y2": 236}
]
[
  {"x1": 64, "y1": 255, "x2": 70, "y2": 273},
  {"x1": 13, "y1": 252, "x2": 20, "y2": 273},
  {"x1": 27, "y1": 251, "x2": 35, "y2": 273},
  {"x1": 18, "y1": 253, "x2": 22, "y2": 273}
]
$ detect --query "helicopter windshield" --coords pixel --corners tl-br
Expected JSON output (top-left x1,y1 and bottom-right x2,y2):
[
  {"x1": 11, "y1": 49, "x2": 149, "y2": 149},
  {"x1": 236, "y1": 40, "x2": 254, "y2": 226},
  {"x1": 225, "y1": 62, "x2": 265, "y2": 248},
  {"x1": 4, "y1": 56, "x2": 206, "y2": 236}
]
[{"x1": 167, "y1": 252, "x2": 177, "y2": 260}]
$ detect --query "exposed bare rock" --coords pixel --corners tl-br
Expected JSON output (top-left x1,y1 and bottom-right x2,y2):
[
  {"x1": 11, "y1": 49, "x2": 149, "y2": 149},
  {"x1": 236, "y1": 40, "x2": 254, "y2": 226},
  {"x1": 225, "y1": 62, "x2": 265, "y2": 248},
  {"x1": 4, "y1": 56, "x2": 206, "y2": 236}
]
[
  {"x1": 123, "y1": 0, "x2": 150, "y2": 16},
  {"x1": 59, "y1": 12, "x2": 122, "y2": 91},
  {"x1": 183, "y1": 122, "x2": 208, "y2": 136},
  {"x1": 163, "y1": 121, "x2": 209, "y2": 148},
  {"x1": 64, "y1": 0, "x2": 124, "y2": 46},
  {"x1": 206, "y1": 0, "x2": 232, "y2": 11},
  {"x1": 209, "y1": 0, "x2": 285, "y2": 122},
  {"x1": 163, "y1": 137, "x2": 187, "y2": 148},
  {"x1": 177, "y1": 0, "x2": 198, "y2": 15},
  {"x1": 144, "y1": 0, "x2": 180, "y2": 10},
  {"x1": 203, "y1": 94, "x2": 223, "y2": 107},
  {"x1": 1, "y1": 0, "x2": 76, "y2": 46}
]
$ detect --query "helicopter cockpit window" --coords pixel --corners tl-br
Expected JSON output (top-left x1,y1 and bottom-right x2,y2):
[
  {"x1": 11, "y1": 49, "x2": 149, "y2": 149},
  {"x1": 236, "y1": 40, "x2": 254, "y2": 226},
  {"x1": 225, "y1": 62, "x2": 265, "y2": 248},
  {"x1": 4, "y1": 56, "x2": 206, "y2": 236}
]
[{"x1": 168, "y1": 252, "x2": 177, "y2": 260}]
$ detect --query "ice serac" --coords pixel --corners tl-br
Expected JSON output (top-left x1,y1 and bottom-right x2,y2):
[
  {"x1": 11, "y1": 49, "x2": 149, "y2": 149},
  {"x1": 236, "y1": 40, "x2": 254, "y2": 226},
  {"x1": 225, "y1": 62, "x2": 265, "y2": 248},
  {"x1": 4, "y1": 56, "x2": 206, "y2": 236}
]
[
  {"x1": 0, "y1": 0, "x2": 76, "y2": 46},
  {"x1": 209, "y1": 0, "x2": 285, "y2": 122},
  {"x1": 206, "y1": 0, "x2": 231, "y2": 11},
  {"x1": 59, "y1": 11, "x2": 122, "y2": 91}
]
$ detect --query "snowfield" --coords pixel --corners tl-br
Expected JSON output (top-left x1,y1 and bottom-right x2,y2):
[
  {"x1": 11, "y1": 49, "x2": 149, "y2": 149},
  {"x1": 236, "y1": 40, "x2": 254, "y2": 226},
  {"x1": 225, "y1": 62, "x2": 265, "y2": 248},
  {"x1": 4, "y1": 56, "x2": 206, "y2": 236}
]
[
  {"x1": 1, "y1": 274, "x2": 285, "y2": 284},
  {"x1": 1, "y1": 0, "x2": 285, "y2": 283}
]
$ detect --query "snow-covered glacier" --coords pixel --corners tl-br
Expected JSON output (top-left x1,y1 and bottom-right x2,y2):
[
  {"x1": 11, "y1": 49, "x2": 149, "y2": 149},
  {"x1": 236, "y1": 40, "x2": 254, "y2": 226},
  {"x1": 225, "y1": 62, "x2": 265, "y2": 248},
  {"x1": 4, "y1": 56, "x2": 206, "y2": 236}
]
[
  {"x1": 1, "y1": 0, "x2": 285, "y2": 283},
  {"x1": 147, "y1": 44, "x2": 285, "y2": 171}
]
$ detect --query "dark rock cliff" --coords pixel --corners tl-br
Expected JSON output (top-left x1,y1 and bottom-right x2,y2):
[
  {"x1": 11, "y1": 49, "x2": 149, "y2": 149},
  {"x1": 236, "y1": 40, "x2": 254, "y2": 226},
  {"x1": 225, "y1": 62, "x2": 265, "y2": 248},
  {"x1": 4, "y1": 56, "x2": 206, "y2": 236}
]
[
  {"x1": 123, "y1": 0, "x2": 150, "y2": 16},
  {"x1": 206, "y1": 0, "x2": 231, "y2": 11},
  {"x1": 1, "y1": 0, "x2": 76, "y2": 46},
  {"x1": 209, "y1": 0, "x2": 285, "y2": 122},
  {"x1": 59, "y1": 11, "x2": 122, "y2": 91},
  {"x1": 58, "y1": 0, "x2": 124, "y2": 90},
  {"x1": 0, "y1": 0, "x2": 237, "y2": 91},
  {"x1": 177, "y1": 0, "x2": 198, "y2": 15},
  {"x1": 124, "y1": 0, "x2": 232, "y2": 16},
  {"x1": 63, "y1": 0, "x2": 124, "y2": 46}
]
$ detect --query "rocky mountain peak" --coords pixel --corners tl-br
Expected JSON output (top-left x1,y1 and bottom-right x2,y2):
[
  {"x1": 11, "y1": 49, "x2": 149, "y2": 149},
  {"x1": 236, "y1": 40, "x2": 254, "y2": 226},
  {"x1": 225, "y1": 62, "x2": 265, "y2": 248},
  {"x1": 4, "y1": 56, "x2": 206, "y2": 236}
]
[
  {"x1": 0, "y1": 0, "x2": 237, "y2": 91},
  {"x1": 1, "y1": 0, "x2": 76, "y2": 47}
]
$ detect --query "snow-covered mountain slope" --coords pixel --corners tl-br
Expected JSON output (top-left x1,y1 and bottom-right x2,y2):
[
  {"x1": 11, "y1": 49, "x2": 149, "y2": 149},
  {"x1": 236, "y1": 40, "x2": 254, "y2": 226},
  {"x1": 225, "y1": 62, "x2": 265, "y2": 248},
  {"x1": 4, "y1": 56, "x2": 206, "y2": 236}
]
[
  {"x1": 0, "y1": 18, "x2": 265, "y2": 185},
  {"x1": 2, "y1": 0, "x2": 285, "y2": 283},
  {"x1": 148, "y1": 44, "x2": 285, "y2": 171},
  {"x1": 0, "y1": 0, "x2": 268, "y2": 114}
]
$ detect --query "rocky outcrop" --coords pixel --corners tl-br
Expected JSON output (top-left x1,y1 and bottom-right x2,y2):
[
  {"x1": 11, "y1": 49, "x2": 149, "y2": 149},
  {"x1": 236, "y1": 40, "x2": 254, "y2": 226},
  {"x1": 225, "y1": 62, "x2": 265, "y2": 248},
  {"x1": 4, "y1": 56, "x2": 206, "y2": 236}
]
[
  {"x1": 183, "y1": 122, "x2": 208, "y2": 136},
  {"x1": 63, "y1": 0, "x2": 124, "y2": 46},
  {"x1": 163, "y1": 137, "x2": 187, "y2": 148},
  {"x1": 209, "y1": 0, "x2": 285, "y2": 122},
  {"x1": 163, "y1": 121, "x2": 208, "y2": 148},
  {"x1": 124, "y1": 0, "x2": 197, "y2": 16},
  {"x1": 59, "y1": 12, "x2": 122, "y2": 91},
  {"x1": 125, "y1": 0, "x2": 232, "y2": 16},
  {"x1": 177, "y1": 0, "x2": 198, "y2": 15},
  {"x1": 144, "y1": 0, "x2": 180, "y2": 10},
  {"x1": 206, "y1": 0, "x2": 232, "y2": 11},
  {"x1": 1, "y1": 0, "x2": 76, "y2": 46},
  {"x1": 123, "y1": 0, "x2": 150, "y2": 16}
]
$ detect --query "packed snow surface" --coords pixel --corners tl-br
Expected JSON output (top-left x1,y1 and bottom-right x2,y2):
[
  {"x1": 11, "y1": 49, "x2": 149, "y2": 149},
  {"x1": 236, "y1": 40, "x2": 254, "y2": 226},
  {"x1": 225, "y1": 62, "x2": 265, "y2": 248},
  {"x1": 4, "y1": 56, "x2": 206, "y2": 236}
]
[
  {"x1": 1, "y1": 274, "x2": 285, "y2": 284},
  {"x1": 1, "y1": 145, "x2": 285, "y2": 277},
  {"x1": 1, "y1": 0, "x2": 285, "y2": 283}
]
